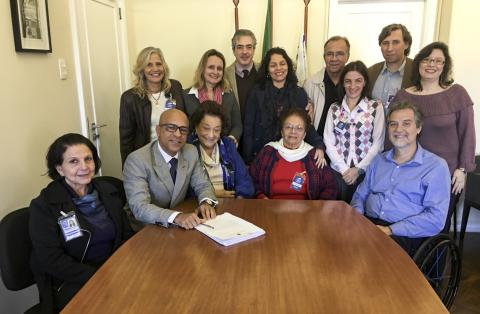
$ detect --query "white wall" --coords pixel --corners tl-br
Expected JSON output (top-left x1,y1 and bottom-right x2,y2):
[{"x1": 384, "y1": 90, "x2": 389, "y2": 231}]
[
  {"x1": 448, "y1": 0, "x2": 480, "y2": 230},
  {"x1": 448, "y1": 1, "x2": 480, "y2": 155},
  {"x1": 124, "y1": 0, "x2": 327, "y2": 87},
  {"x1": 0, "y1": 0, "x2": 82, "y2": 311},
  {"x1": 0, "y1": 0, "x2": 82, "y2": 219}
]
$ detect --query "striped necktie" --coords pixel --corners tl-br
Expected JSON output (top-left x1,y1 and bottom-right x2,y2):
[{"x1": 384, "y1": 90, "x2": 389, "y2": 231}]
[{"x1": 169, "y1": 158, "x2": 178, "y2": 183}]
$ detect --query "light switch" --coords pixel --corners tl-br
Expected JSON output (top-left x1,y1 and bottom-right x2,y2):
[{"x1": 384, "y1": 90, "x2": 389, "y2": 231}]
[{"x1": 58, "y1": 58, "x2": 68, "y2": 80}]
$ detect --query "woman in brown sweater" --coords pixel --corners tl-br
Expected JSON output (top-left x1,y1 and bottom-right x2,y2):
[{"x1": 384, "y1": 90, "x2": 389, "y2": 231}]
[{"x1": 392, "y1": 42, "x2": 476, "y2": 195}]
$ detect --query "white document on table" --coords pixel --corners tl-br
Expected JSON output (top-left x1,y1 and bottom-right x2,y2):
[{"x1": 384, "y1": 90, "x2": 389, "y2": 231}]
[{"x1": 195, "y1": 212, "x2": 265, "y2": 246}]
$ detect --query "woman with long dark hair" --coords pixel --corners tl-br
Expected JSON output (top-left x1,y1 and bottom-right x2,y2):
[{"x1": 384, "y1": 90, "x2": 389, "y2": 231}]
[{"x1": 243, "y1": 47, "x2": 325, "y2": 165}]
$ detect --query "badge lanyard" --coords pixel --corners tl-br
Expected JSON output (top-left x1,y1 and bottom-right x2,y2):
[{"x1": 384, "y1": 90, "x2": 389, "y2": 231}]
[{"x1": 58, "y1": 211, "x2": 83, "y2": 241}]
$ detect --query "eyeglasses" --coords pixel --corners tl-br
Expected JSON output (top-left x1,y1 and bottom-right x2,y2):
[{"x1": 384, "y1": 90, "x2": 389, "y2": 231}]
[
  {"x1": 283, "y1": 124, "x2": 305, "y2": 133},
  {"x1": 324, "y1": 51, "x2": 347, "y2": 58},
  {"x1": 420, "y1": 58, "x2": 445, "y2": 66},
  {"x1": 158, "y1": 123, "x2": 189, "y2": 135}
]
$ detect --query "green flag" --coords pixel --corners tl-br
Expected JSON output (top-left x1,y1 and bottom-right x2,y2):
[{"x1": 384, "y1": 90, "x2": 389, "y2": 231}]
[{"x1": 262, "y1": 0, "x2": 272, "y2": 58}]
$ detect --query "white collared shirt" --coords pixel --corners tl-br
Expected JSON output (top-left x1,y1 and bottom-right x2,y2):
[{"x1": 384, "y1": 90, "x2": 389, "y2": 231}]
[
  {"x1": 234, "y1": 62, "x2": 254, "y2": 77},
  {"x1": 157, "y1": 142, "x2": 179, "y2": 166},
  {"x1": 187, "y1": 87, "x2": 224, "y2": 98},
  {"x1": 324, "y1": 97, "x2": 385, "y2": 174}
]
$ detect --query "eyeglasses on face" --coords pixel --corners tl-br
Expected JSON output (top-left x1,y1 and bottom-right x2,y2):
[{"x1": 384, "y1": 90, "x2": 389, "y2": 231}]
[
  {"x1": 158, "y1": 123, "x2": 189, "y2": 135},
  {"x1": 420, "y1": 58, "x2": 445, "y2": 66},
  {"x1": 324, "y1": 51, "x2": 347, "y2": 58},
  {"x1": 283, "y1": 124, "x2": 305, "y2": 132}
]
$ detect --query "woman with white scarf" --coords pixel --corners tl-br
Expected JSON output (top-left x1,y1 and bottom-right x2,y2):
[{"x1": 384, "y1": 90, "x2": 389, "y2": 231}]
[{"x1": 249, "y1": 108, "x2": 337, "y2": 200}]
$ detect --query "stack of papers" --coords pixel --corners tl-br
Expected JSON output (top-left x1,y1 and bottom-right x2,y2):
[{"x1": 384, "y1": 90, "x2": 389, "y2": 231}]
[{"x1": 195, "y1": 212, "x2": 266, "y2": 246}]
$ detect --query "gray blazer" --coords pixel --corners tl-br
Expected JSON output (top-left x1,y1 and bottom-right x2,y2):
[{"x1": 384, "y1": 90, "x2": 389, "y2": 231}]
[{"x1": 123, "y1": 141, "x2": 216, "y2": 227}]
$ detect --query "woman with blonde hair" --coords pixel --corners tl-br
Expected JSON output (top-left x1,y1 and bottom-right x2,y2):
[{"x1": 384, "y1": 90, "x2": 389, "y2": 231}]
[
  {"x1": 184, "y1": 49, "x2": 242, "y2": 145},
  {"x1": 119, "y1": 47, "x2": 184, "y2": 164}
]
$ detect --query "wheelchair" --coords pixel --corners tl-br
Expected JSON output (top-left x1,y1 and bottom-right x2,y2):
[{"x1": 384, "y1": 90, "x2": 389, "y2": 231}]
[{"x1": 412, "y1": 224, "x2": 462, "y2": 309}]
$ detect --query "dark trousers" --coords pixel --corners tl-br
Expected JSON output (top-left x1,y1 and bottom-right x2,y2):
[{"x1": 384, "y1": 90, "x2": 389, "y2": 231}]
[
  {"x1": 54, "y1": 281, "x2": 84, "y2": 311},
  {"x1": 332, "y1": 169, "x2": 365, "y2": 203},
  {"x1": 367, "y1": 216, "x2": 428, "y2": 257}
]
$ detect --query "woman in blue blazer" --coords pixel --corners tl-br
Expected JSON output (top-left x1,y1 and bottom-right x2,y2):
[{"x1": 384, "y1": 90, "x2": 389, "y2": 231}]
[{"x1": 188, "y1": 101, "x2": 254, "y2": 198}]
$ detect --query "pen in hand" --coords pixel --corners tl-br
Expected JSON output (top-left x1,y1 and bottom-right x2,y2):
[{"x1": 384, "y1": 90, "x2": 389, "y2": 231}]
[{"x1": 200, "y1": 222, "x2": 215, "y2": 229}]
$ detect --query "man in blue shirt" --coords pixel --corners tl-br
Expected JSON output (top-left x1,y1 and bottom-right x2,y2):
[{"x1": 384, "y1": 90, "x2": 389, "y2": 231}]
[{"x1": 351, "y1": 101, "x2": 450, "y2": 256}]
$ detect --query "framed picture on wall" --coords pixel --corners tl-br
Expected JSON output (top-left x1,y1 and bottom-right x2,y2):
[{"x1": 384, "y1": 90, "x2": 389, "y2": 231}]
[{"x1": 10, "y1": 0, "x2": 52, "y2": 53}]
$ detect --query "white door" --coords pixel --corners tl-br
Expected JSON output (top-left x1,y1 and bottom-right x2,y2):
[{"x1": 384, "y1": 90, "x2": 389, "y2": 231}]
[
  {"x1": 327, "y1": 0, "x2": 439, "y2": 66},
  {"x1": 70, "y1": 0, "x2": 129, "y2": 178}
]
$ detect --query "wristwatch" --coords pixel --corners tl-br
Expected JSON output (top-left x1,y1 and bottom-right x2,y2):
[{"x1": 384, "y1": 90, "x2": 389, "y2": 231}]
[{"x1": 202, "y1": 199, "x2": 217, "y2": 208}]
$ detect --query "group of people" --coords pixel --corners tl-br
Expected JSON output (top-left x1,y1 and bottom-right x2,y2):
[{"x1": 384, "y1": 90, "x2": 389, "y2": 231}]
[{"x1": 27, "y1": 23, "x2": 475, "y2": 313}]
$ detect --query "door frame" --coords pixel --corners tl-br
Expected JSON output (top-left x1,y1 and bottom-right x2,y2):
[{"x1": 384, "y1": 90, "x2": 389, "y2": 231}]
[
  {"x1": 326, "y1": 0, "x2": 440, "y2": 50},
  {"x1": 68, "y1": 0, "x2": 131, "y2": 140}
]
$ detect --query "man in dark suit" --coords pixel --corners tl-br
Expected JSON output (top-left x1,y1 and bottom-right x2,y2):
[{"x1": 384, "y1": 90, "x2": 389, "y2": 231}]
[
  {"x1": 368, "y1": 24, "x2": 414, "y2": 111},
  {"x1": 123, "y1": 109, "x2": 217, "y2": 229},
  {"x1": 225, "y1": 29, "x2": 260, "y2": 122}
]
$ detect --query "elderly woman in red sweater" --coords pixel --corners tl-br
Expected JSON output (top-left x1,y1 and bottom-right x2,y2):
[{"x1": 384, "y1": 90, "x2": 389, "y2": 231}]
[{"x1": 249, "y1": 108, "x2": 337, "y2": 200}]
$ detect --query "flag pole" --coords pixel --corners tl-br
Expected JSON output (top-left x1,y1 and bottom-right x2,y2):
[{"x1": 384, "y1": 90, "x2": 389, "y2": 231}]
[
  {"x1": 303, "y1": 0, "x2": 310, "y2": 46},
  {"x1": 262, "y1": 0, "x2": 273, "y2": 58},
  {"x1": 233, "y1": 0, "x2": 240, "y2": 31},
  {"x1": 270, "y1": 0, "x2": 273, "y2": 48}
]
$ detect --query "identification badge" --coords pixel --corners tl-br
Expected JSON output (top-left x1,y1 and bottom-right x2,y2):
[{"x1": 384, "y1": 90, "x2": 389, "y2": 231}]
[
  {"x1": 165, "y1": 98, "x2": 176, "y2": 109},
  {"x1": 386, "y1": 94, "x2": 395, "y2": 106},
  {"x1": 290, "y1": 171, "x2": 306, "y2": 191},
  {"x1": 334, "y1": 121, "x2": 346, "y2": 134},
  {"x1": 58, "y1": 211, "x2": 83, "y2": 242}
]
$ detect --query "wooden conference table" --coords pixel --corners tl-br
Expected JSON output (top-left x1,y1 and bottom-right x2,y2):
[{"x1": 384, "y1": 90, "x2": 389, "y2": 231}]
[{"x1": 63, "y1": 199, "x2": 447, "y2": 313}]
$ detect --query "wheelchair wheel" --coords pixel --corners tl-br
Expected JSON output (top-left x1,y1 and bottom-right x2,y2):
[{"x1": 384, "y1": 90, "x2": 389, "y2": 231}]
[{"x1": 413, "y1": 234, "x2": 462, "y2": 309}]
